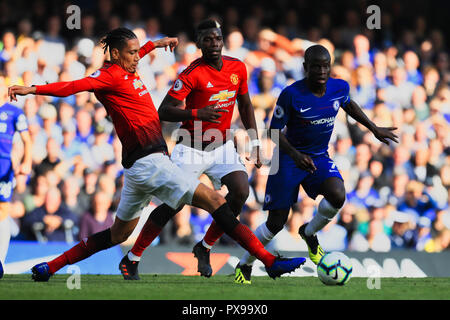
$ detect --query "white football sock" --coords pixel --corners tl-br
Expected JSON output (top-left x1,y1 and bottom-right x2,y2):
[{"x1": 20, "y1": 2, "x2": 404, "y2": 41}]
[
  {"x1": 239, "y1": 222, "x2": 274, "y2": 266},
  {"x1": 202, "y1": 239, "x2": 213, "y2": 250},
  {"x1": 305, "y1": 198, "x2": 339, "y2": 237},
  {"x1": 128, "y1": 251, "x2": 141, "y2": 262}
]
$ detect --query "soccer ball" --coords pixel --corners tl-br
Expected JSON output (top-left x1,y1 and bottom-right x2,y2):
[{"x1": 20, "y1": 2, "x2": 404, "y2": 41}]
[{"x1": 317, "y1": 251, "x2": 352, "y2": 286}]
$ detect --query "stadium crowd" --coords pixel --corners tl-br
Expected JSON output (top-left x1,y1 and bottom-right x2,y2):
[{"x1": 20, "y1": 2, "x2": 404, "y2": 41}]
[{"x1": 0, "y1": 0, "x2": 449, "y2": 253}]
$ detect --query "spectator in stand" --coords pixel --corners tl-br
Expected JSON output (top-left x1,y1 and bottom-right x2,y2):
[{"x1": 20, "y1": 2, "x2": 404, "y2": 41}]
[
  {"x1": 351, "y1": 65, "x2": 376, "y2": 110},
  {"x1": 415, "y1": 216, "x2": 433, "y2": 251},
  {"x1": 250, "y1": 59, "x2": 278, "y2": 117},
  {"x1": 403, "y1": 50, "x2": 423, "y2": 85},
  {"x1": 40, "y1": 15, "x2": 66, "y2": 69},
  {"x1": 411, "y1": 85, "x2": 430, "y2": 121},
  {"x1": 369, "y1": 158, "x2": 390, "y2": 193},
  {"x1": 60, "y1": 122, "x2": 92, "y2": 173},
  {"x1": 398, "y1": 180, "x2": 439, "y2": 223},
  {"x1": 358, "y1": 202, "x2": 392, "y2": 236},
  {"x1": 34, "y1": 137, "x2": 62, "y2": 177},
  {"x1": 0, "y1": 31, "x2": 16, "y2": 68},
  {"x1": 337, "y1": 202, "x2": 358, "y2": 245},
  {"x1": 245, "y1": 28, "x2": 295, "y2": 70},
  {"x1": 61, "y1": 175, "x2": 83, "y2": 217},
  {"x1": 389, "y1": 145, "x2": 416, "y2": 180},
  {"x1": 22, "y1": 174, "x2": 48, "y2": 214},
  {"x1": 224, "y1": 28, "x2": 249, "y2": 61},
  {"x1": 385, "y1": 67, "x2": 417, "y2": 109},
  {"x1": 78, "y1": 190, "x2": 114, "y2": 240},
  {"x1": 34, "y1": 103, "x2": 62, "y2": 149},
  {"x1": 390, "y1": 210, "x2": 417, "y2": 249},
  {"x1": 351, "y1": 217, "x2": 392, "y2": 252},
  {"x1": 77, "y1": 168, "x2": 98, "y2": 215},
  {"x1": 32, "y1": 57, "x2": 59, "y2": 86},
  {"x1": 353, "y1": 34, "x2": 372, "y2": 68},
  {"x1": 21, "y1": 187, "x2": 79, "y2": 242},
  {"x1": 89, "y1": 121, "x2": 115, "y2": 171},
  {"x1": 373, "y1": 52, "x2": 390, "y2": 89},
  {"x1": 347, "y1": 171, "x2": 381, "y2": 210},
  {"x1": 75, "y1": 108, "x2": 94, "y2": 147},
  {"x1": 424, "y1": 228, "x2": 450, "y2": 252},
  {"x1": 412, "y1": 146, "x2": 439, "y2": 186}
]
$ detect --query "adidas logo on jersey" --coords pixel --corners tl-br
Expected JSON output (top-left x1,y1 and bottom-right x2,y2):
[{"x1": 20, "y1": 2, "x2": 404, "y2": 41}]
[{"x1": 206, "y1": 82, "x2": 214, "y2": 88}]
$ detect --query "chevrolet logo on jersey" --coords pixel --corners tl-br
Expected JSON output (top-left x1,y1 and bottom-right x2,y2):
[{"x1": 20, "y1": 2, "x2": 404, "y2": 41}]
[
  {"x1": 133, "y1": 78, "x2": 144, "y2": 90},
  {"x1": 209, "y1": 90, "x2": 236, "y2": 102}
]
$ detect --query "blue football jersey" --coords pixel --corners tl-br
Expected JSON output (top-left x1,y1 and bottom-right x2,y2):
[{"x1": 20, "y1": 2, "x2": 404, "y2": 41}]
[
  {"x1": 0, "y1": 103, "x2": 28, "y2": 159},
  {"x1": 270, "y1": 78, "x2": 350, "y2": 156}
]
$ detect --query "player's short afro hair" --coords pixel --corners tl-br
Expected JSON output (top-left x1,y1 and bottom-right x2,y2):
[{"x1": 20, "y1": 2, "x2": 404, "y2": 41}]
[
  {"x1": 196, "y1": 19, "x2": 222, "y2": 38},
  {"x1": 304, "y1": 44, "x2": 331, "y2": 63}
]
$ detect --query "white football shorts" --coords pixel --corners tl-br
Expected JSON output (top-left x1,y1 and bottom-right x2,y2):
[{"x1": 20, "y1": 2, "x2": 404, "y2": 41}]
[
  {"x1": 170, "y1": 140, "x2": 247, "y2": 190},
  {"x1": 116, "y1": 152, "x2": 200, "y2": 221}
]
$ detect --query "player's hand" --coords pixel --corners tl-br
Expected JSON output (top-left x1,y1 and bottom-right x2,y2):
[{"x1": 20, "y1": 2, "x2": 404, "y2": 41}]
[
  {"x1": 154, "y1": 37, "x2": 179, "y2": 52},
  {"x1": 246, "y1": 146, "x2": 263, "y2": 168},
  {"x1": 371, "y1": 126, "x2": 399, "y2": 145},
  {"x1": 8, "y1": 85, "x2": 36, "y2": 102},
  {"x1": 197, "y1": 104, "x2": 229, "y2": 124},
  {"x1": 293, "y1": 151, "x2": 317, "y2": 174}
]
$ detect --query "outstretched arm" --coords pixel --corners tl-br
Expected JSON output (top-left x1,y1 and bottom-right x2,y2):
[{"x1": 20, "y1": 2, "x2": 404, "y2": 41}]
[
  {"x1": 138, "y1": 37, "x2": 178, "y2": 59},
  {"x1": 9, "y1": 70, "x2": 114, "y2": 100},
  {"x1": 342, "y1": 99, "x2": 399, "y2": 145}
]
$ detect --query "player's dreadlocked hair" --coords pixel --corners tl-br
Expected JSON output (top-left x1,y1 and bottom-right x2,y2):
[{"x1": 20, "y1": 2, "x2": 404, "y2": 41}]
[{"x1": 100, "y1": 27, "x2": 137, "y2": 54}]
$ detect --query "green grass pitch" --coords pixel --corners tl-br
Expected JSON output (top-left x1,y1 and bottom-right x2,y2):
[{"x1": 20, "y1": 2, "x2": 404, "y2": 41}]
[{"x1": 0, "y1": 274, "x2": 449, "y2": 300}]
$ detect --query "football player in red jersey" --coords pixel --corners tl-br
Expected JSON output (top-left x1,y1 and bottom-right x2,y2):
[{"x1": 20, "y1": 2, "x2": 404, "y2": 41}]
[
  {"x1": 121, "y1": 19, "x2": 264, "y2": 279},
  {"x1": 8, "y1": 27, "x2": 306, "y2": 282}
]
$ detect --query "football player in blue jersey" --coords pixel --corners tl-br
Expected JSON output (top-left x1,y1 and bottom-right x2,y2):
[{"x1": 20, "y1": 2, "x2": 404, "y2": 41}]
[
  {"x1": 0, "y1": 81, "x2": 32, "y2": 276},
  {"x1": 234, "y1": 45, "x2": 398, "y2": 284}
]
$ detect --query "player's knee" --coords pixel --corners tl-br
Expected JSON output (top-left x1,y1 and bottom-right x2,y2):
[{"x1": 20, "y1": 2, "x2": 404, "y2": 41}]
[
  {"x1": 229, "y1": 186, "x2": 249, "y2": 208},
  {"x1": 323, "y1": 185, "x2": 346, "y2": 209},
  {"x1": 328, "y1": 193, "x2": 346, "y2": 210},
  {"x1": 209, "y1": 191, "x2": 227, "y2": 211},
  {"x1": 266, "y1": 210, "x2": 289, "y2": 234}
]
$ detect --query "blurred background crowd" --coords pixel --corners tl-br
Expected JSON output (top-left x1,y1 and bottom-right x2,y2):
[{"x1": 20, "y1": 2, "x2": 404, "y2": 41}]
[{"x1": 0, "y1": 0, "x2": 449, "y2": 253}]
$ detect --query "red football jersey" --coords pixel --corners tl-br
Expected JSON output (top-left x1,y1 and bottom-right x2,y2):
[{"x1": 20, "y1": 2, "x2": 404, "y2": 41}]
[
  {"x1": 35, "y1": 41, "x2": 167, "y2": 168},
  {"x1": 168, "y1": 56, "x2": 248, "y2": 142}
]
